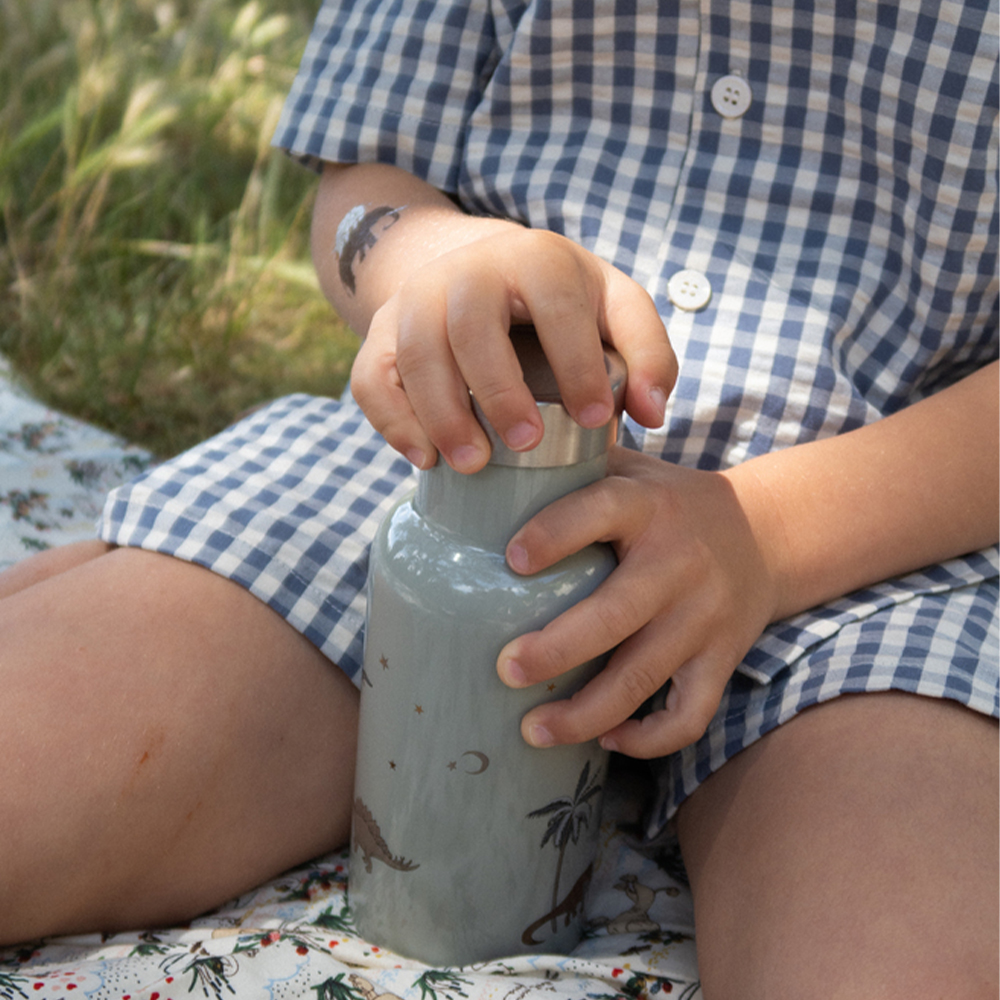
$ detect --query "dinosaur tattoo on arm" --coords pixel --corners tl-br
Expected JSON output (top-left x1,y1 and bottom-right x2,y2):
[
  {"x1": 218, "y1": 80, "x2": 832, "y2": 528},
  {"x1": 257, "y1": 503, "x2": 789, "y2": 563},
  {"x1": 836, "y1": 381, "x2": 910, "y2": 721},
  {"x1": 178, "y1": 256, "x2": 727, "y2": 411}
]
[{"x1": 335, "y1": 204, "x2": 406, "y2": 294}]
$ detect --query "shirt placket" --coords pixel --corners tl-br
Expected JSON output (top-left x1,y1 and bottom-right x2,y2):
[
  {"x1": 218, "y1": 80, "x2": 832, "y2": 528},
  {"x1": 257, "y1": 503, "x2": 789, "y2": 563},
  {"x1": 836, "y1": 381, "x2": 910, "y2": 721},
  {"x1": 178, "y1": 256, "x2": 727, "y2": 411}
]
[{"x1": 650, "y1": 0, "x2": 757, "y2": 323}]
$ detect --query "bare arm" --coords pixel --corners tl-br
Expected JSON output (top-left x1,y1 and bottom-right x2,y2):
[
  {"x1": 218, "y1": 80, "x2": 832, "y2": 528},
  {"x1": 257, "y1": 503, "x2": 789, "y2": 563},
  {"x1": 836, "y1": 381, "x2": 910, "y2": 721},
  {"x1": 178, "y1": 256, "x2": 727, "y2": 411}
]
[
  {"x1": 311, "y1": 162, "x2": 492, "y2": 337},
  {"x1": 501, "y1": 360, "x2": 998, "y2": 757},
  {"x1": 310, "y1": 162, "x2": 677, "y2": 472},
  {"x1": 735, "y1": 360, "x2": 998, "y2": 619}
]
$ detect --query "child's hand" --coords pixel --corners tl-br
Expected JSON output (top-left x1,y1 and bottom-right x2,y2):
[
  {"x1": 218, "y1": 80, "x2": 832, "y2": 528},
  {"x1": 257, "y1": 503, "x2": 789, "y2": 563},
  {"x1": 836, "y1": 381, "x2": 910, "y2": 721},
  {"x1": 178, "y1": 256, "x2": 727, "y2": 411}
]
[
  {"x1": 349, "y1": 226, "x2": 676, "y2": 472},
  {"x1": 495, "y1": 446, "x2": 784, "y2": 760}
]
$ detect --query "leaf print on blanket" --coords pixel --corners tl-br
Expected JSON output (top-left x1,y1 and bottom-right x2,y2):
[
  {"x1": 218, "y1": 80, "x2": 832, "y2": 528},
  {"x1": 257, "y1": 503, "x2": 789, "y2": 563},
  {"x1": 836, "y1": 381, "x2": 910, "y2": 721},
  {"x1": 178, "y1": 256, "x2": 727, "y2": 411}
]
[
  {"x1": 588, "y1": 970, "x2": 700, "y2": 1000},
  {"x1": 2, "y1": 421, "x2": 60, "y2": 454},
  {"x1": 314, "y1": 898, "x2": 357, "y2": 935},
  {"x1": 128, "y1": 931, "x2": 172, "y2": 958},
  {"x1": 161, "y1": 948, "x2": 239, "y2": 999},
  {"x1": 0, "y1": 970, "x2": 29, "y2": 1000},
  {"x1": 2, "y1": 490, "x2": 51, "y2": 530},
  {"x1": 312, "y1": 973, "x2": 404, "y2": 1000},
  {"x1": 415, "y1": 969, "x2": 472, "y2": 999},
  {"x1": 66, "y1": 456, "x2": 148, "y2": 488}
]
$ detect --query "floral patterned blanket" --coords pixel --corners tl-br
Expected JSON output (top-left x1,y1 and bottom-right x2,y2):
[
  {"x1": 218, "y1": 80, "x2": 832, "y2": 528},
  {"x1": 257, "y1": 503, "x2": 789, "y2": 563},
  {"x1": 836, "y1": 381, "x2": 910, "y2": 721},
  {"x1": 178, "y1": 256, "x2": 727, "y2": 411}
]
[
  {"x1": 0, "y1": 366, "x2": 702, "y2": 1000},
  {"x1": 0, "y1": 364, "x2": 153, "y2": 569}
]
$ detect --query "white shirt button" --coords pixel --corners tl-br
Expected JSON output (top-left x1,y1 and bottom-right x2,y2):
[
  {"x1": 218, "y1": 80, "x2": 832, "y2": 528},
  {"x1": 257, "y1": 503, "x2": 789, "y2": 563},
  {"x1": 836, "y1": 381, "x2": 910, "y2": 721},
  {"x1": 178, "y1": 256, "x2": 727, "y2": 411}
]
[
  {"x1": 667, "y1": 269, "x2": 713, "y2": 311},
  {"x1": 711, "y1": 74, "x2": 753, "y2": 119}
]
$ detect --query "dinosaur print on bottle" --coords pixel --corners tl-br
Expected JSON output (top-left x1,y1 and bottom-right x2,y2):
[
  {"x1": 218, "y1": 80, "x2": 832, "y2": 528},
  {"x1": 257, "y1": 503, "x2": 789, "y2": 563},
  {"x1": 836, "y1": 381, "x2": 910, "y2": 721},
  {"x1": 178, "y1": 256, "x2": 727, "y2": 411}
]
[
  {"x1": 351, "y1": 798, "x2": 419, "y2": 874},
  {"x1": 521, "y1": 863, "x2": 593, "y2": 946}
]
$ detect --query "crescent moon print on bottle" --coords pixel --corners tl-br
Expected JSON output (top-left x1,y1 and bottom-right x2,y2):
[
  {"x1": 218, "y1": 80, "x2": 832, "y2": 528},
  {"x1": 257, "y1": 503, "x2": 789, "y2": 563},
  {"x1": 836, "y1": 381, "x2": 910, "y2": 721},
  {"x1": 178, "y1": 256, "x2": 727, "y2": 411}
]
[
  {"x1": 351, "y1": 327, "x2": 623, "y2": 966},
  {"x1": 461, "y1": 751, "x2": 490, "y2": 774}
]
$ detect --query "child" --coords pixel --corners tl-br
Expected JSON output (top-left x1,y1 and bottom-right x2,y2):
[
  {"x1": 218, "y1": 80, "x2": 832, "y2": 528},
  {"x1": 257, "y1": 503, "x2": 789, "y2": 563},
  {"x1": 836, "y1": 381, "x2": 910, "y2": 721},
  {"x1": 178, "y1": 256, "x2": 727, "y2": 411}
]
[{"x1": 1, "y1": 0, "x2": 997, "y2": 993}]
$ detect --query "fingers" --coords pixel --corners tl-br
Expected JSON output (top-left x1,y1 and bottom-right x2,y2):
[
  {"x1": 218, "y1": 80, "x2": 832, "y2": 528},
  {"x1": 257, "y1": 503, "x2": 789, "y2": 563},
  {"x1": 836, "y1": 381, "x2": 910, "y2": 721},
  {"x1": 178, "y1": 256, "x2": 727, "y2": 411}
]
[
  {"x1": 351, "y1": 228, "x2": 677, "y2": 470},
  {"x1": 507, "y1": 591, "x2": 737, "y2": 759},
  {"x1": 497, "y1": 467, "x2": 653, "y2": 686},
  {"x1": 512, "y1": 611, "x2": 678, "y2": 747},
  {"x1": 351, "y1": 296, "x2": 456, "y2": 471},
  {"x1": 498, "y1": 545, "x2": 663, "y2": 687},
  {"x1": 496, "y1": 453, "x2": 772, "y2": 760},
  {"x1": 595, "y1": 260, "x2": 678, "y2": 429},
  {"x1": 504, "y1": 585, "x2": 722, "y2": 752},
  {"x1": 442, "y1": 269, "x2": 544, "y2": 453},
  {"x1": 353, "y1": 275, "x2": 535, "y2": 472},
  {"x1": 522, "y1": 635, "x2": 732, "y2": 760},
  {"x1": 496, "y1": 469, "x2": 682, "y2": 748},
  {"x1": 513, "y1": 241, "x2": 613, "y2": 429},
  {"x1": 594, "y1": 656, "x2": 732, "y2": 759},
  {"x1": 350, "y1": 240, "x2": 545, "y2": 471}
]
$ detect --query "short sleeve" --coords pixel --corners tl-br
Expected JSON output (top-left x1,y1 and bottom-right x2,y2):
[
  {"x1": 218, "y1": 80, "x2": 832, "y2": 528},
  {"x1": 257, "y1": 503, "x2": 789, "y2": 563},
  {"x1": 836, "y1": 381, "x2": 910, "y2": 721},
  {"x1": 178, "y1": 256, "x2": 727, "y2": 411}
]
[{"x1": 272, "y1": 0, "x2": 503, "y2": 191}]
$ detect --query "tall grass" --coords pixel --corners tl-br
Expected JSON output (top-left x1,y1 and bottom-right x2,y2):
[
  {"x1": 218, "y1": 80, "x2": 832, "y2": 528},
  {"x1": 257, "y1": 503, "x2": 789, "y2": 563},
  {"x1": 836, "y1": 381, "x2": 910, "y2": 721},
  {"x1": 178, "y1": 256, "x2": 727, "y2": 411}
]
[{"x1": 0, "y1": 0, "x2": 358, "y2": 458}]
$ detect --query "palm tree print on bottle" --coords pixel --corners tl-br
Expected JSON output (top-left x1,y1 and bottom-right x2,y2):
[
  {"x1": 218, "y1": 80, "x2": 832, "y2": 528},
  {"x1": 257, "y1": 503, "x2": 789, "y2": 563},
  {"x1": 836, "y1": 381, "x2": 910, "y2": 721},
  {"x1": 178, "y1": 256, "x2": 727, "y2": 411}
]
[{"x1": 521, "y1": 760, "x2": 603, "y2": 945}]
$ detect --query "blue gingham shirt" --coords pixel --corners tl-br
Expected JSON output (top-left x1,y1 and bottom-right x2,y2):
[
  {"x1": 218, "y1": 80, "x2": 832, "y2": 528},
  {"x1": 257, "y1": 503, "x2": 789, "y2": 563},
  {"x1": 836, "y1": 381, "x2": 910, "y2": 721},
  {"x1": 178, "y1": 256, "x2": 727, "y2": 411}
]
[{"x1": 273, "y1": 0, "x2": 998, "y2": 700}]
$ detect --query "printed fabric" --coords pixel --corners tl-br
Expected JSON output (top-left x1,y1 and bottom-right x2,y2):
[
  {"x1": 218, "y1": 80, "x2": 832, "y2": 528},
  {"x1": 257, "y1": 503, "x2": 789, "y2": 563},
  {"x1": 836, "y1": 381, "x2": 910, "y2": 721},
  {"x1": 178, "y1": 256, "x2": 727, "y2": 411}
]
[{"x1": 0, "y1": 755, "x2": 704, "y2": 998}]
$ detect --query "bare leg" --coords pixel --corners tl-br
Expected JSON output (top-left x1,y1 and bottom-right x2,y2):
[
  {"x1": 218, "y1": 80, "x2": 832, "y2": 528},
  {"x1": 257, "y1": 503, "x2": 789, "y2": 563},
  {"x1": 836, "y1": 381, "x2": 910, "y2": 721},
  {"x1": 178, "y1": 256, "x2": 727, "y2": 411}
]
[
  {"x1": 0, "y1": 547, "x2": 359, "y2": 945},
  {"x1": 676, "y1": 692, "x2": 998, "y2": 1000},
  {"x1": 0, "y1": 540, "x2": 113, "y2": 599}
]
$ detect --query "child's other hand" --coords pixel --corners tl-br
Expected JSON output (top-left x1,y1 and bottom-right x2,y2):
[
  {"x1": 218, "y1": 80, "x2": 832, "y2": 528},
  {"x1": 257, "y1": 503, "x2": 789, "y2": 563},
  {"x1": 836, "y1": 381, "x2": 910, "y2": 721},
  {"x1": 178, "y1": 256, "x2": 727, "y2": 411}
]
[
  {"x1": 495, "y1": 447, "x2": 784, "y2": 760},
  {"x1": 350, "y1": 227, "x2": 676, "y2": 472}
]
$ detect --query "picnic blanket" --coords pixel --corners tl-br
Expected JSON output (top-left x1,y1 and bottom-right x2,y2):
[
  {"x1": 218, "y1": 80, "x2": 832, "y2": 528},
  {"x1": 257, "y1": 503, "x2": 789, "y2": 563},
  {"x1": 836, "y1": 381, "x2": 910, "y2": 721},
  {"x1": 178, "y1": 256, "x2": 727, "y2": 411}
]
[{"x1": 0, "y1": 363, "x2": 702, "y2": 1000}]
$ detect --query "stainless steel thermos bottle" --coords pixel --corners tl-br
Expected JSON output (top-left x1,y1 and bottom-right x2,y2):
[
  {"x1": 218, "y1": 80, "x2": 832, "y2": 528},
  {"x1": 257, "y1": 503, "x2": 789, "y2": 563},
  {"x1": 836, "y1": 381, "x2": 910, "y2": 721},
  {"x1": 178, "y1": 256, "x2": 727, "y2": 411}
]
[{"x1": 350, "y1": 327, "x2": 625, "y2": 965}]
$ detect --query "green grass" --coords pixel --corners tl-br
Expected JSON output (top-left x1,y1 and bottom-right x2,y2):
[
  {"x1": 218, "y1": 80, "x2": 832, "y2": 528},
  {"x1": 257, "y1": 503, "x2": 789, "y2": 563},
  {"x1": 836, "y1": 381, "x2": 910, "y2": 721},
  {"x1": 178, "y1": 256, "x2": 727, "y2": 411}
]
[{"x1": 0, "y1": 0, "x2": 358, "y2": 458}]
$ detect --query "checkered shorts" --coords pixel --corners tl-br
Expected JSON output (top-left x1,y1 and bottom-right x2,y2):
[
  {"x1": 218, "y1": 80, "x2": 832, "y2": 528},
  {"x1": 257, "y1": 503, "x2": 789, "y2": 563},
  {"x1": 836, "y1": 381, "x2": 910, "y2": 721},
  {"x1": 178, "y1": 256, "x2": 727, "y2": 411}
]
[
  {"x1": 99, "y1": 0, "x2": 1000, "y2": 826},
  {"x1": 97, "y1": 392, "x2": 999, "y2": 828}
]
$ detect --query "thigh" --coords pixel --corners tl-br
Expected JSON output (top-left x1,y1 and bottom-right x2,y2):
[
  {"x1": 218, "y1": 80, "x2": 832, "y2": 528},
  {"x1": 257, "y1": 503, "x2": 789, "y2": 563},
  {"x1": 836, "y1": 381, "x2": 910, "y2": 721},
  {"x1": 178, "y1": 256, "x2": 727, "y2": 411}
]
[
  {"x1": 0, "y1": 547, "x2": 359, "y2": 945},
  {"x1": 675, "y1": 691, "x2": 998, "y2": 1000},
  {"x1": 0, "y1": 539, "x2": 112, "y2": 599}
]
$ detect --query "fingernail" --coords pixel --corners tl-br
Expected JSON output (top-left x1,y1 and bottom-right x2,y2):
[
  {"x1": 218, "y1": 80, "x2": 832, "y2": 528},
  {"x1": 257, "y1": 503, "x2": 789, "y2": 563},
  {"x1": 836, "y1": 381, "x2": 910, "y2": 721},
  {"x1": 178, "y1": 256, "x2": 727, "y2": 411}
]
[
  {"x1": 505, "y1": 421, "x2": 539, "y2": 450},
  {"x1": 507, "y1": 542, "x2": 530, "y2": 574},
  {"x1": 648, "y1": 386, "x2": 667, "y2": 422},
  {"x1": 500, "y1": 657, "x2": 527, "y2": 687},
  {"x1": 578, "y1": 402, "x2": 613, "y2": 428},
  {"x1": 405, "y1": 447, "x2": 426, "y2": 468},
  {"x1": 525, "y1": 723, "x2": 554, "y2": 748},
  {"x1": 449, "y1": 444, "x2": 483, "y2": 471},
  {"x1": 599, "y1": 735, "x2": 619, "y2": 752}
]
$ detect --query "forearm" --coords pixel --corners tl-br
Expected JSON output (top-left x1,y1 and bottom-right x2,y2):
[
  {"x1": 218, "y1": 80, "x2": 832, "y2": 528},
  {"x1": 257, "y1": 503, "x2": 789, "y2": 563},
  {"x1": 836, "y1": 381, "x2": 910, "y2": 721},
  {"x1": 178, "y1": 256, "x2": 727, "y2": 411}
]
[
  {"x1": 730, "y1": 360, "x2": 1000, "y2": 620},
  {"x1": 309, "y1": 161, "x2": 675, "y2": 470},
  {"x1": 310, "y1": 162, "x2": 521, "y2": 337}
]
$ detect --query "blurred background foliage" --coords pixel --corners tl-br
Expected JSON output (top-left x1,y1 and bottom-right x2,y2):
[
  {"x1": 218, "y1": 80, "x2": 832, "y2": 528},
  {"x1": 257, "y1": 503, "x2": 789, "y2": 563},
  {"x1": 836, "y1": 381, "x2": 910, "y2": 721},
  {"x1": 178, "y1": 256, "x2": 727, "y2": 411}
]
[{"x1": 0, "y1": 0, "x2": 358, "y2": 458}]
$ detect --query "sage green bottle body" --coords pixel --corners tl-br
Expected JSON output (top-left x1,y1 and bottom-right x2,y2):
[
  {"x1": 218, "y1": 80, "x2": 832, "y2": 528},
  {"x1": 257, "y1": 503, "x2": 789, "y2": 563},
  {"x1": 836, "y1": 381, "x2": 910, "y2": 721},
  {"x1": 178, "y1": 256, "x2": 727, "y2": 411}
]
[
  {"x1": 350, "y1": 329, "x2": 627, "y2": 966},
  {"x1": 351, "y1": 457, "x2": 614, "y2": 966}
]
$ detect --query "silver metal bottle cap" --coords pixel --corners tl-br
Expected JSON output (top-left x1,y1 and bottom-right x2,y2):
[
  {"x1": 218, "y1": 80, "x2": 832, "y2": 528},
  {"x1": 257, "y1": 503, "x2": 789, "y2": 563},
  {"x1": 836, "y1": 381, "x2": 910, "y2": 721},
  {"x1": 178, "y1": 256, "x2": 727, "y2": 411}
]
[{"x1": 471, "y1": 326, "x2": 627, "y2": 468}]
